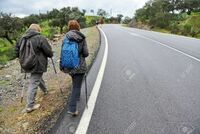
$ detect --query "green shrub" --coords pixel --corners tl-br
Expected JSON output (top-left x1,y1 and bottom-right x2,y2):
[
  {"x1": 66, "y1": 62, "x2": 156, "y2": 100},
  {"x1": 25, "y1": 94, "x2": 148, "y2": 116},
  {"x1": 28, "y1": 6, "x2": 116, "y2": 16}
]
[
  {"x1": 179, "y1": 24, "x2": 191, "y2": 36},
  {"x1": 85, "y1": 16, "x2": 99, "y2": 27},
  {"x1": 178, "y1": 13, "x2": 200, "y2": 37},
  {"x1": 169, "y1": 22, "x2": 179, "y2": 34},
  {"x1": 187, "y1": 14, "x2": 200, "y2": 37},
  {"x1": 0, "y1": 38, "x2": 16, "y2": 64},
  {"x1": 40, "y1": 21, "x2": 59, "y2": 39},
  {"x1": 48, "y1": 27, "x2": 59, "y2": 39},
  {"x1": 196, "y1": 33, "x2": 200, "y2": 38},
  {"x1": 150, "y1": 13, "x2": 172, "y2": 29}
]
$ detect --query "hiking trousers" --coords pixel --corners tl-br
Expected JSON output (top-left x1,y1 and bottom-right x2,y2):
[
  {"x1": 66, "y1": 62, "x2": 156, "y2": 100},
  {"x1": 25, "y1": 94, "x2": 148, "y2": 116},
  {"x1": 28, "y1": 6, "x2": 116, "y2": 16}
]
[
  {"x1": 68, "y1": 73, "x2": 85, "y2": 112},
  {"x1": 27, "y1": 73, "x2": 47, "y2": 108}
]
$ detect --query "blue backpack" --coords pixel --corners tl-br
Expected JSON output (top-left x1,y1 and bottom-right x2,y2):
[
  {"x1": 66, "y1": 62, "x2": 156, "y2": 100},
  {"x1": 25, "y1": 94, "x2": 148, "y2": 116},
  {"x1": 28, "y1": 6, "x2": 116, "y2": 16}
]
[{"x1": 60, "y1": 37, "x2": 80, "y2": 69}]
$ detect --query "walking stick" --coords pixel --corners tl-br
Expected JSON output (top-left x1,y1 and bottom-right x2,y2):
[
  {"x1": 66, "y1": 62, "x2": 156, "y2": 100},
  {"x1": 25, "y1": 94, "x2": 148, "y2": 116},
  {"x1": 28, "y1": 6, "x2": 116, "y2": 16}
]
[
  {"x1": 51, "y1": 58, "x2": 57, "y2": 74},
  {"x1": 20, "y1": 73, "x2": 27, "y2": 103},
  {"x1": 51, "y1": 58, "x2": 64, "y2": 95},
  {"x1": 84, "y1": 74, "x2": 88, "y2": 108}
]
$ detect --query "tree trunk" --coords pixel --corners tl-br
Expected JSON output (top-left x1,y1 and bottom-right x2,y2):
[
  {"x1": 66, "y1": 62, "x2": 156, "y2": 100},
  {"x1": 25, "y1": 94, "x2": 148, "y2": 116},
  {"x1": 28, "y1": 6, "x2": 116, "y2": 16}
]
[{"x1": 60, "y1": 26, "x2": 63, "y2": 34}]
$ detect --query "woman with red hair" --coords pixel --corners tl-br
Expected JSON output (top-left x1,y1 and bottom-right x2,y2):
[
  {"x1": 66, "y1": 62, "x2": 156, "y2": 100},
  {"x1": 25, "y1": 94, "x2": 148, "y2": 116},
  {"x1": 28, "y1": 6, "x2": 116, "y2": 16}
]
[{"x1": 61, "y1": 20, "x2": 89, "y2": 116}]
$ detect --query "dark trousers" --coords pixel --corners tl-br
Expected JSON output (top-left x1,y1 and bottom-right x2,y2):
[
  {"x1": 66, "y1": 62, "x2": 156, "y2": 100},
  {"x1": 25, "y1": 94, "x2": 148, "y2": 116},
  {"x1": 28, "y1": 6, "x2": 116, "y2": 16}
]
[{"x1": 68, "y1": 73, "x2": 85, "y2": 112}]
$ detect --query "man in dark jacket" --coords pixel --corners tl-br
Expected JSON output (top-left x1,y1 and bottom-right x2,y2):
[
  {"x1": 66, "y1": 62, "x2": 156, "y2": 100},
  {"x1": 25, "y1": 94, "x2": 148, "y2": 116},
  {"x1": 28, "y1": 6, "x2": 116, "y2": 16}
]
[{"x1": 16, "y1": 24, "x2": 53, "y2": 113}]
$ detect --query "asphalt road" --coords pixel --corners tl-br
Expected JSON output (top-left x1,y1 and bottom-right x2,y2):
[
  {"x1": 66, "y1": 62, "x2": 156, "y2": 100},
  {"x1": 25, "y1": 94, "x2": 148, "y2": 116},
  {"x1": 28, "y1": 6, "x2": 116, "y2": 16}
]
[{"x1": 53, "y1": 25, "x2": 200, "y2": 134}]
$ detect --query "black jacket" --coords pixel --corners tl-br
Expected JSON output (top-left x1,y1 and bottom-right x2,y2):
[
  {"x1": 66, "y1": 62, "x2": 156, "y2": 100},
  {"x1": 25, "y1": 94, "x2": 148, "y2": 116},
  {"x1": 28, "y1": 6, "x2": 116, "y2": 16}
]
[
  {"x1": 61, "y1": 30, "x2": 89, "y2": 75},
  {"x1": 16, "y1": 29, "x2": 53, "y2": 73}
]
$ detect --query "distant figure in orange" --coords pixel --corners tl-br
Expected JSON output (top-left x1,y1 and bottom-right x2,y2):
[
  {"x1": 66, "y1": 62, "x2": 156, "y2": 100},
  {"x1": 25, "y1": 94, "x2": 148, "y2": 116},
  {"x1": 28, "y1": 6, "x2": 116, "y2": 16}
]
[
  {"x1": 99, "y1": 17, "x2": 104, "y2": 24},
  {"x1": 99, "y1": 17, "x2": 104, "y2": 27}
]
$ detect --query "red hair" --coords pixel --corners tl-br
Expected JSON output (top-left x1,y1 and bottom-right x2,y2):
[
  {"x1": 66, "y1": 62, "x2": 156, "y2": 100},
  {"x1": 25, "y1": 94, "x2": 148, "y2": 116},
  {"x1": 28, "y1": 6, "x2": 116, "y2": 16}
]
[{"x1": 68, "y1": 20, "x2": 80, "y2": 31}]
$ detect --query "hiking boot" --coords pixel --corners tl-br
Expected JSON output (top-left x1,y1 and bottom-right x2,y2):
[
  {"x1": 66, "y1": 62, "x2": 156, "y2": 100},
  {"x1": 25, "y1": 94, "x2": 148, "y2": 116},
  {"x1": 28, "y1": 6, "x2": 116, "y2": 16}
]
[
  {"x1": 22, "y1": 104, "x2": 40, "y2": 113},
  {"x1": 67, "y1": 111, "x2": 79, "y2": 116}
]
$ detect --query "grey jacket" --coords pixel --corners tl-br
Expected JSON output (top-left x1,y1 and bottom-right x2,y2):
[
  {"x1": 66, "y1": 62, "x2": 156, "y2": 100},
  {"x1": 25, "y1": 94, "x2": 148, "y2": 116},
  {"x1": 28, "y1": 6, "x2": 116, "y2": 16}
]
[
  {"x1": 16, "y1": 29, "x2": 53, "y2": 73},
  {"x1": 60, "y1": 30, "x2": 89, "y2": 75}
]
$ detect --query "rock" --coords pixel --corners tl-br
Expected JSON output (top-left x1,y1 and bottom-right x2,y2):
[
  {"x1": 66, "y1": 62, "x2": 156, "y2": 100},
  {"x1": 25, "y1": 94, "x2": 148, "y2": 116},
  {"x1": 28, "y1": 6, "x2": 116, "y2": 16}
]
[
  {"x1": 0, "y1": 127, "x2": 3, "y2": 131},
  {"x1": 5, "y1": 75, "x2": 11, "y2": 78},
  {"x1": 13, "y1": 70, "x2": 19, "y2": 76},
  {"x1": 22, "y1": 122, "x2": 29, "y2": 131},
  {"x1": 53, "y1": 38, "x2": 59, "y2": 42},
  {"x1": 4, "y1": 62, "x2": 11, "y2": 68},
  {"x1": 16, "y1": 74, "x2": 23, "y2": 81},
  {"x1": 6, "y1": 63, "x2": 11, "y2": 67},
  {"x1": 54, "y1": 34, "x2": 61, "y2": 38},
  {"x1": 0, "y1": 65, "x2": 3, "y2": 69}
]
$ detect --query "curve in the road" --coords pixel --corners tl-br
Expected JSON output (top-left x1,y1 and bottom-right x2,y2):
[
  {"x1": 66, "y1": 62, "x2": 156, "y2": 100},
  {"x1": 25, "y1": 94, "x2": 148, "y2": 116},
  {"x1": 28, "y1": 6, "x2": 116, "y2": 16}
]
[
  {"x1": 75, "y1": 27, "x2": 108, "y2": 134},
  {"x1": 129, "y1": 32, "x2": 200, "y2": 63}
]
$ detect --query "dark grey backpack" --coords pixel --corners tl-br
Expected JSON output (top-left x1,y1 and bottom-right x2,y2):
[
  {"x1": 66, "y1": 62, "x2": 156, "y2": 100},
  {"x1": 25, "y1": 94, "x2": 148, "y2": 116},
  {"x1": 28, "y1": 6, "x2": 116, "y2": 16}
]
[{"x1": 19, "y1": 38, "x2": 36, "y2": 70}]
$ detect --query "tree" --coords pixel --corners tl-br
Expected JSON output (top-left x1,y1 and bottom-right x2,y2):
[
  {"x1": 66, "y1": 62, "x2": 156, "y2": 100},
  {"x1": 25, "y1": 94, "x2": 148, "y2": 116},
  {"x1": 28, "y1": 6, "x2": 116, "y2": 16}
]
[
  {"x1": 150, "y1": 12, "x2": 172, "y2": 28},
  {"x1": 117, "y1": 14, "x2": 123, "y2": 23},
  {"x1": 135, "y1": 8, "x2": 149, "y2": 23},
  {"x1": 50, "y1": 7, "x2": 86, "y2": 33},
  {"x1": 38, "y1": 13, "x2": 48, "y2": 21},
  {"x1": 175, "y1": 0, "x2": 200, "y2": 14},
  {"x1": 47, "y1": 9, "x2": 59, "y2": 20},
  {"x1": 107, "y1": 17, "x2": 118, "y2": 23},
  {"x1": 123, "y1": 16, "x2": 132, "y2": 24},
  {"x1": 23, "y1": 14, "x2": 40, "y2": 27},
  {"x1": 0, "y1": 12, "x2": 24, "y2": 43},
  {"x1": 82, "y1": 9, "x2": 87, "y2": 15},
  {"x1": 70, "y1": 7, "x2": 86, "y2": 28},
  {"x1": 50, "y1": 7, "x2": 70, "y2": 33},
  {"x1": 90, "y1": 9, "x2": 95, "y2": 15},
  {"x1": 97, "y1": 9, "x2": 107, "y2": 17}
]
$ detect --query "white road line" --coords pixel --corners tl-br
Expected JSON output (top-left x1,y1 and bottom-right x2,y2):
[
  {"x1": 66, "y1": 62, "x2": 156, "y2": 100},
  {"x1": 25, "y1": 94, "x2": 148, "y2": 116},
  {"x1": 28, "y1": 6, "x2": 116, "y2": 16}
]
[
  {"x1": 130, "y1": 32, "x2": 200, "y2": 63},
  {"x1": 75, "y1": 27, "x2": 108, "y2": 134}
]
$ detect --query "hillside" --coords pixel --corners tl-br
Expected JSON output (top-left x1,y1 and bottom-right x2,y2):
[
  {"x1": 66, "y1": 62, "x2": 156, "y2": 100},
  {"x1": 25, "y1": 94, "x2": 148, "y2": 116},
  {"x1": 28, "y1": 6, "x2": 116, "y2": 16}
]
[{"x1": 131, "y1": 0, "x2": 200, "y2": 38}]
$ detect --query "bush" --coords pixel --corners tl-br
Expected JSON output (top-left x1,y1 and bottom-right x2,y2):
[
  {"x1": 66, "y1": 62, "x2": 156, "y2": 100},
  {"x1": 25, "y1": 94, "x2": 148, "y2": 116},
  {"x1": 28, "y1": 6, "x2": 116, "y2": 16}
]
[
  {"x1": 169, "y1": 22, "x2": 179, "y2": 34},
  {"x1": 85, "y1": 16, "x2": 99, "y2": 27},
  {"x1": 123, "y1": 17, "x2": 132, "y2": 24},
  {"x1": 191, "y1": 27, "x2": 200, "y2": 37},
  {"x1": 0, "y1": 38, "x2": 16, "y2": 64},
  {"x1": 181, "y1": 24, "x2": 192, "y2": 36},
  {"x1": 186, "y1": 14, "x2": 200, "y2": 37},
  {"x1": 170, "y1": 13, "x2": 200, "y2": 37},
  {"x1": 150, "y1": 13, "x2": 172, "y2": 28},
  {"x1": 40, "y1": 21, "x2": 59, "y2": 39}
]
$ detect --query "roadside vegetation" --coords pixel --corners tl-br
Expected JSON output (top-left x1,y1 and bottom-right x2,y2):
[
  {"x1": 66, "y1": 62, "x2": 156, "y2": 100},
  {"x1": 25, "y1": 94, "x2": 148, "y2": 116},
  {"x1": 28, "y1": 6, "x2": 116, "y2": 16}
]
[
  {"x1": 0, "y1": 7, "x2": 101, "y2": 65},
  {"x1": 0, "y1": 6, "x2": 129, "y2": 65},
  {"x1": 0, "y1": 38, "x2": 16, "y2": 65},
  {"x1": 129, "y1": 0, "x2": 200, "y2": 38}
]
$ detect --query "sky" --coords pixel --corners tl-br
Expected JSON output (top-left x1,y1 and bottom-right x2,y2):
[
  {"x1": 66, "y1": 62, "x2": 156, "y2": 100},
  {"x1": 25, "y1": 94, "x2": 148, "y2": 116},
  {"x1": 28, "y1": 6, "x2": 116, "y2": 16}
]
[{"x1": 0, "y1": 0, "x2": 149, "y2": 18}]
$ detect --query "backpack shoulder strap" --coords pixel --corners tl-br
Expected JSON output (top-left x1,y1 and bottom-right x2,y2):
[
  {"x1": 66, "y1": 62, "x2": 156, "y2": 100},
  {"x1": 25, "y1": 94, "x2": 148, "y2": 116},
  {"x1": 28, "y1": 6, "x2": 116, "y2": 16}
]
[{"x1": 19, "y1": 38, "x2": 27, "y2": 51}]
